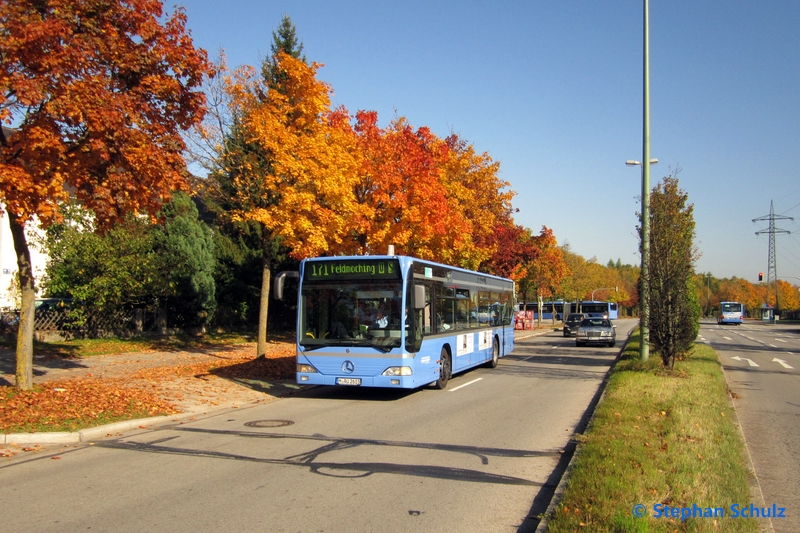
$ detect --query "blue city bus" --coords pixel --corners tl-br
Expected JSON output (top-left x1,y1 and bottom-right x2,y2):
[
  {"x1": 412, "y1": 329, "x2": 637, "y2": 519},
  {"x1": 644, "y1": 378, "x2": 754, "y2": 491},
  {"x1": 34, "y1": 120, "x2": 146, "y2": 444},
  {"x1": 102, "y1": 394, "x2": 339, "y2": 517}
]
[
  {"x1": 275, "y1": 255, "x2": 516, "y2": 390},
  {"x1": 517, "y1": 300, "x2": 618, "y2": 320},
  {"x1": 579, "y1": 301, "x2": 619, "y2": 320},
  {"x1": 718, "y1": 301, "x2": 744, "y2": 325}
]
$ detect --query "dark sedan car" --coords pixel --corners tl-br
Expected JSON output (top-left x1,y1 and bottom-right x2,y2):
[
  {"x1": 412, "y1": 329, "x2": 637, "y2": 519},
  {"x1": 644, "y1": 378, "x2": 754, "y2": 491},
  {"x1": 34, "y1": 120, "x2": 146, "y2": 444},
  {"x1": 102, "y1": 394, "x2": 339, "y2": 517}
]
[
  {"x1": 575, "y1": 318, "x2": 616, "y2": 347},
  {"x1": 562, "y1": 313, "x2": 586, "y2": 337}
]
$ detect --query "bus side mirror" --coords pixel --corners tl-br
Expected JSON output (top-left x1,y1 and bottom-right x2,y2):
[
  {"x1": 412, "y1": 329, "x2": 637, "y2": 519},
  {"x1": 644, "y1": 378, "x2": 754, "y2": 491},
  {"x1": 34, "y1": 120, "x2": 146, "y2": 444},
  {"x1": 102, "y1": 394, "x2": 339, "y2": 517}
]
[
  {"x1": 414, "y1": 285, "x2": 426, "y2": 310},
  {"x1": 273, "y1": 271, "x2": 299, "y2": 300}
]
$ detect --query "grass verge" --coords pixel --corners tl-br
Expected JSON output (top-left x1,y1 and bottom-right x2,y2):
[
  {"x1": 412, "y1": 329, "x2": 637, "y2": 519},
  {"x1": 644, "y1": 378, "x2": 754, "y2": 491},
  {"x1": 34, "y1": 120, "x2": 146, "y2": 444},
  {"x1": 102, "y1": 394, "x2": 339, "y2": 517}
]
[{"x1": 545, "y1": 330, "x2": 758, "y2": 533}]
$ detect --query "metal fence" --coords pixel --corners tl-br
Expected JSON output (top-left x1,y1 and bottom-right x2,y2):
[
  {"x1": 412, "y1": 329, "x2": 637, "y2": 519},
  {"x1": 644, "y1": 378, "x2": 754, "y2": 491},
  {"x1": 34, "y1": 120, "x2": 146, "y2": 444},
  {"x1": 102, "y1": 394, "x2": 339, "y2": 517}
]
[
  {"x1": 0, "y1": 305, "x2": 259, "y2": 339},
  {"x1": 1, "y1": 308, "x2": 139, "y2": 339}
]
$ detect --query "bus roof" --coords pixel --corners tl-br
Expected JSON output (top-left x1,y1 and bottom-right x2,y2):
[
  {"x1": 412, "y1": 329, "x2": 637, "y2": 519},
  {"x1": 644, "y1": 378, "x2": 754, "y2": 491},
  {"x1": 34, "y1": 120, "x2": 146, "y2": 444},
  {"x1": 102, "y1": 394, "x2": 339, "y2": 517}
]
[{"x1": 302, "y1": 255, "x2": 514, "y2": 283}]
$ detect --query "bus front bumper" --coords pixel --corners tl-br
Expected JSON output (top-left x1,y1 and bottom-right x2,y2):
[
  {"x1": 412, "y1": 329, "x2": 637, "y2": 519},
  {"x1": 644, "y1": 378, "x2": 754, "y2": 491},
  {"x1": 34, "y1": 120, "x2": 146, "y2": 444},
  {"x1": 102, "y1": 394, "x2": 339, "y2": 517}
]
[{"x1": 297, "y1": 373, "x2": 425, "y2": 389}]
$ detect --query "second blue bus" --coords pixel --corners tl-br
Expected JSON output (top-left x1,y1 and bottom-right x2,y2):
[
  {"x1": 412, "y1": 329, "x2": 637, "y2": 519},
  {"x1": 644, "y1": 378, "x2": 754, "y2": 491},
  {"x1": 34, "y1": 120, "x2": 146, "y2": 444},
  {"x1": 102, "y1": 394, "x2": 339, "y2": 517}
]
[
  {"x1": 579, "y1": 301, "x2": 619, "y2": 320},
  {"x1": 517, "y1": 300, "x2": 618, "y2": 320}
]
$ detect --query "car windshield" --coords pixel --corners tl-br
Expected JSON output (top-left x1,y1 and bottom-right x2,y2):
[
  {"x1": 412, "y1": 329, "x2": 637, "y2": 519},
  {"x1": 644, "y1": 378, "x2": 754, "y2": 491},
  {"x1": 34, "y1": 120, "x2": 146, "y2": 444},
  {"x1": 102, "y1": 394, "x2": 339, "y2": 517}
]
[
  {"x1": 567, "y1": 314, "x2": 583, "y2": 321},
  {"x1": 580, "y1": 318, "x2": 610, "y2": 328}
]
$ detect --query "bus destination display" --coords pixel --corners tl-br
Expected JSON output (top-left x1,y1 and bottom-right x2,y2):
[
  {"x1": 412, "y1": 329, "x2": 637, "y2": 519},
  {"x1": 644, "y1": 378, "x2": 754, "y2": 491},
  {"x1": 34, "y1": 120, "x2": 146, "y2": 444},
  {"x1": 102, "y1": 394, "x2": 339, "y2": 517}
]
[{"x1": 304, "y1": 259, "x2": 401, "y2": 281}]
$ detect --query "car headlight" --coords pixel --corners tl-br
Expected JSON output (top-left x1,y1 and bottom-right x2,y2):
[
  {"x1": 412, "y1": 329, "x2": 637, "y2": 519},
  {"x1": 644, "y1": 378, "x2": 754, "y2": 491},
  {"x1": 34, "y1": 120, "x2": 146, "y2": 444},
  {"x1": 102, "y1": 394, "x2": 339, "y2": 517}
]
[
  {"x1": 297, "y1": 363, "x2": 318, "y2": 373},
  {"x1": 382, "y1": 366, "x2": 412, "y2": 376}
]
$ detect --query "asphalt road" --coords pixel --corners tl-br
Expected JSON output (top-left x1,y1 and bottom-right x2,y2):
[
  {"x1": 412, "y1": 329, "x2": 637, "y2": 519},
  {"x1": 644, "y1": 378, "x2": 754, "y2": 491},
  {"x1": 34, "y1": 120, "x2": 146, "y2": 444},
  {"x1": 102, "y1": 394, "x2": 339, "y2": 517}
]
[
  {"x1": 699, "y1": 319, "x2": 800, "y2": 533},
  {"x1": 2, "y1": 322, "x2": 636, "y2": 533}
]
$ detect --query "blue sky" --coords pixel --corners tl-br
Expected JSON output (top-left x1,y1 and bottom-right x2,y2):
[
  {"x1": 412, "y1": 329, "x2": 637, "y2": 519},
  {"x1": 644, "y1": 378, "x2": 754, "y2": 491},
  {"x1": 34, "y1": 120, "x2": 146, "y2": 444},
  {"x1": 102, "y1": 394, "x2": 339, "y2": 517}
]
[{"x1": 177, "y1": 0, "x2": 800, "y2": 281}]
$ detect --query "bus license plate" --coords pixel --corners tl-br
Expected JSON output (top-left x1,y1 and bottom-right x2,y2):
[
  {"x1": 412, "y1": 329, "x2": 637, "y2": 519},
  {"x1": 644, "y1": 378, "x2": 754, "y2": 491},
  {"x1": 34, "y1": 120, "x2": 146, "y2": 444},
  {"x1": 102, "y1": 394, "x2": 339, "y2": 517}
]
[{"x1": 337, "y1": 377, "x2": 361, "y2": 386}]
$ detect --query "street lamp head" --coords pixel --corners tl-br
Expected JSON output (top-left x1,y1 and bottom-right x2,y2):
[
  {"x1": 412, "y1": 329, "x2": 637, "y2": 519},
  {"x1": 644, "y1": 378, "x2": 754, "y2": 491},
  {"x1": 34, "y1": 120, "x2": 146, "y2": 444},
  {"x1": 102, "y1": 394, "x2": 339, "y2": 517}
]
[{"x1": 626, "y1": 159, "x2": 658, "y2": 166}]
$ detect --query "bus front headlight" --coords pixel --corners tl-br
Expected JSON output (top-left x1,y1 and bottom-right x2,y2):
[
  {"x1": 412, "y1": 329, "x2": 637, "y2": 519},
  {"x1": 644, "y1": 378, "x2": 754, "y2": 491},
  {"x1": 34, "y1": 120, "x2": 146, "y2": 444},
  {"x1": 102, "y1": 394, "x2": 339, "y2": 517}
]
[
  {"x1": 382, "y1": 366, "x2": 412, "y2": 376},
  {"x1": 297, "y1": 363, "x2": 318, "y2": 373}
]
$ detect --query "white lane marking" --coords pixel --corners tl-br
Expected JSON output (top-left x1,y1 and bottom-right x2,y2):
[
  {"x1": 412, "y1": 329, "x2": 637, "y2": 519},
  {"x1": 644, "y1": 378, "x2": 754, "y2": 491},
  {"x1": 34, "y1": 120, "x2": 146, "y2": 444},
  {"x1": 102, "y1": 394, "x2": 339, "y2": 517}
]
[
  {"x1": 731, "y1": 356, "x2": 759, "y2": 367},
  {"x1": 449, "y1": 378, "x2": 483, "y2": 391},
  {"x1": 773, "y1": 358, "x2": 794, "y2": 369},
  {"x1": 769, "y1": 344, "x2": 778, "y2": 348},
  {"x1": 775, "y1": 338, "x2": 787, "y2": 343},
  {"x1": 723, "y1": 336, "x2": 732, "y2": 340}
]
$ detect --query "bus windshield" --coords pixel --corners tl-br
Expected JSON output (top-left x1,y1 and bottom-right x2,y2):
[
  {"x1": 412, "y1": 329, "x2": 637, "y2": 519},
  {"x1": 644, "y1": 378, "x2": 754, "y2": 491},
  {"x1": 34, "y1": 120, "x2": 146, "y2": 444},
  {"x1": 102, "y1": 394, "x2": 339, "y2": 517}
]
[
  {"x1": 300, "y1": 279, "x2": 405, "y2": 352},
  {"x1": 721, "y1": 302, "x2": 743, "y2": 313}
]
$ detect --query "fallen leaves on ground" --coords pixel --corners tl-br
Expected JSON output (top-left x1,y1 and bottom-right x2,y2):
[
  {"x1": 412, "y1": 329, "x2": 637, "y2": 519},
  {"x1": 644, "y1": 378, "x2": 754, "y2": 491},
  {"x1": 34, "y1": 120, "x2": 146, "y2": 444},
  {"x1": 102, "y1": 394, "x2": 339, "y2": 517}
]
[
  {"x1": 0, "y1": 379, "x2": 177, "y2": 433},
  {"x1": 1, "y1": 342, "x2": 296, "y2": 435}
]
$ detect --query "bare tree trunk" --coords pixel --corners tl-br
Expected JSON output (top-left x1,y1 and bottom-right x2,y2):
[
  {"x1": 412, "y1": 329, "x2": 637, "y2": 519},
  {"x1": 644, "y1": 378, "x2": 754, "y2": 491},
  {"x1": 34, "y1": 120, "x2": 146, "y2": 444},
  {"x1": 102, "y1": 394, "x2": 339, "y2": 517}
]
[
  {"x1": 256, "y1": 229, "x2": 272, "y2": 359},
  {"x1": 8, "y1": 212, "x2": 35, "y2": 390}
]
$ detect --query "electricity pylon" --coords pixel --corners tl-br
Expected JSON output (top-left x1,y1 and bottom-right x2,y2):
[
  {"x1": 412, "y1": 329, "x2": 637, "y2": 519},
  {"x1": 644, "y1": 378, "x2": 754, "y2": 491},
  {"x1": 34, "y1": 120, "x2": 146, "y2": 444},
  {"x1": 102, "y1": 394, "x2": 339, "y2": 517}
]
[{"x1": 753, "y1": 201, "x2": 793, "y2": 310}]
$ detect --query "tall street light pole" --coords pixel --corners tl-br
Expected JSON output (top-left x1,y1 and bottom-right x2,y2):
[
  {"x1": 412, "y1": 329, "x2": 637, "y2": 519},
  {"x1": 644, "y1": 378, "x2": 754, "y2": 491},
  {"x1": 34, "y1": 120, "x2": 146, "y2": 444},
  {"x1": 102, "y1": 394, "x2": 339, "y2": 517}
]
[
  {"x1": 637, "y1": 0, "x2": 653, "y2": 362},
  {"x1": 626, "y1": 156, "x2": 657, "y2": 360}
]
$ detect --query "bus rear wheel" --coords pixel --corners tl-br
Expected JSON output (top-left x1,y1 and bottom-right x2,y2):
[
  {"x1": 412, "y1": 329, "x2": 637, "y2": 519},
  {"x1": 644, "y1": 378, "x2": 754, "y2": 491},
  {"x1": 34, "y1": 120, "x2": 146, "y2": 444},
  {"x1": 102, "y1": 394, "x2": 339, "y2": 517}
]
[{"x1": 435, "y1": 348, "x2": 451, "y2": 389}]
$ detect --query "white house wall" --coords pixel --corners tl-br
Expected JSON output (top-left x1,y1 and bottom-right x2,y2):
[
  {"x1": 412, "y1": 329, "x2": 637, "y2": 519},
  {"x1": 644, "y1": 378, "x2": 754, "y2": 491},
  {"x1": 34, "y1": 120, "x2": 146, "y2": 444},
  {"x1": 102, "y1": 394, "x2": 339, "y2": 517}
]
[{"x1": 0, "y1": 207, "x2": 48, "y2": 310}]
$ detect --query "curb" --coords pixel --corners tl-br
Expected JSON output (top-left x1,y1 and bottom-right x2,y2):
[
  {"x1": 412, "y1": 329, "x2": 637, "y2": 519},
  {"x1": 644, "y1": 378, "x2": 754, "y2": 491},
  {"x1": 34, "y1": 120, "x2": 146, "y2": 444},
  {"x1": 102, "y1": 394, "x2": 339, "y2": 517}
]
[{"x1": 2, "y1": 414, "x2": 184, "y2": 445}]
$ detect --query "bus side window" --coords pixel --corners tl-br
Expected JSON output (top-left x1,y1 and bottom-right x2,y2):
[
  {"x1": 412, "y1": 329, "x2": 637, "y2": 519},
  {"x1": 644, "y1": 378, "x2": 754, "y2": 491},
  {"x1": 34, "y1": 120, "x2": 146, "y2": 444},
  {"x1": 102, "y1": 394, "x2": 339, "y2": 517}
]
[
  {"x1": 455, "y1": 289, "x2": 470, "y2": 330},
  {"x1": 437, "y1": 296, "x2": 454, "y2": 331},
  {"x1": 419, "y1": 285, "x2": 433, "y2": 334}
]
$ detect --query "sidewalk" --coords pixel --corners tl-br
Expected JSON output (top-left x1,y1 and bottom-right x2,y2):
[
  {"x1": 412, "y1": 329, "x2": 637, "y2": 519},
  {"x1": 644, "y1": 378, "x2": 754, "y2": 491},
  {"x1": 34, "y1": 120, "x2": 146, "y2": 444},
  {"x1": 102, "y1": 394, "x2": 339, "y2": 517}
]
[
  {"x1": 2, "y1": 327, "x2": 556, "y2": 447},
  {"x1": 514, "y1": 325, "x2": 558, "y2": 341},
  {"x1": 1, "y1": 341, "x2": 301, "y2": 448}
]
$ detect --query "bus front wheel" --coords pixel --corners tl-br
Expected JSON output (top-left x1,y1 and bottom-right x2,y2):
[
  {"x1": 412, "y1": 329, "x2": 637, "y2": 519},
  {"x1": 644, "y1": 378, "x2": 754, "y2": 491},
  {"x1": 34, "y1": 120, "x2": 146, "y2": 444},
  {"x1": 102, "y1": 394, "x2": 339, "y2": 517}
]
[{"x1": 435, "y1": 348, "x2": 451, "y2": 389}]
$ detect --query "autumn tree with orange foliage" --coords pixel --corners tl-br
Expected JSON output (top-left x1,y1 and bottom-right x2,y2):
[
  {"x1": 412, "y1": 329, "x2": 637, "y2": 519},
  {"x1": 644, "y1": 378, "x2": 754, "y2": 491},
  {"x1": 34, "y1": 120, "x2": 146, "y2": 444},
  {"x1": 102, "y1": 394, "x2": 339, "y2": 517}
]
[
  {"x1": 716, "y1": 277, "x2": 758, "y2": 311},
  {"x1": 692, "y1": 274, "x2": 800, "y2": 319},
  {"x1": 343, "y1": 111, "x2": 452, "y2": 258},
  {"x1": 0, "y1": 0, "x2": 212, "y2": 389},
  {"x1": 514, "y1": 227, "x2": 569, "y2": 324},
  {"x1": 480, "y1": 224, "x2": 540, "y2": 281},
  {"x1": 215, "y1": 53, "x2": 362, "y2": 356},
  {"x1": 775, "y1": 280, "x2": 800, "y2": 311},
  {"x1": 223, "y1": 56, "x2": 361, "y2": 257},
  {"x1": 440, "y1": 135, "x2": 515, "y2": 268},
  {"x1": 194, "y1": 17, "x2": 513, "y2": 356},
  {"x1": 558, "y1": 248, "x2": 636, "y2": 314},
  {"x1": 340, "y1": 111, "x2": 513, "y2": 268},
  {"x1": 188, "y1": 17, "x2": 314, "y2": 358}
]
